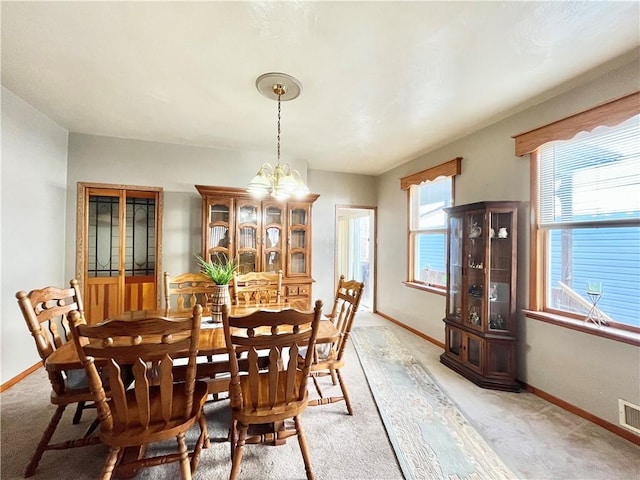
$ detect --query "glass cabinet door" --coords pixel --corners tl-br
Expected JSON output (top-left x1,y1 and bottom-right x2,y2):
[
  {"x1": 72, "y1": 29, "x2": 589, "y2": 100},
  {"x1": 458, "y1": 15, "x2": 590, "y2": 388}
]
[
  {"x1": 465, "y1": 210, "x2": 486, "y2": 330},
  {"x1": 447, "y1": 327, "x2": 462, "y2": 358},
  {"x1": 206, "y1": 198, "x2": 232, "y2": 262},
  {"x1": 262, "y1": 202, "x2": 283, "y2": 273},
  {"x1": 465, "y1": 333, "x2": 482, "y2": 372},
  {"x1": 447, "y1": 214, "x2": 463, "y2": 321},
  {"x1": 488, "y1": 210, "x2": 514, "y2": 332},
  {"x1": 287, "y1": 203, "x2": 309, "y2": 276},
  {"x1": 236, "y1": 200, "x2": 260, "y2": 274}
]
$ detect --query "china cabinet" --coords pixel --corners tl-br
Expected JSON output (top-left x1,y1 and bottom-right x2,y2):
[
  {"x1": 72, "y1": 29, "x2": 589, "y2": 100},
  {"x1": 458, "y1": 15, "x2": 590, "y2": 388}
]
[
  {"x1": 440, "y1": 201, "x2": 520, "y2": 392},
  {"x1": 195, "y1": 185, "x2": 319, "y2": 307}
]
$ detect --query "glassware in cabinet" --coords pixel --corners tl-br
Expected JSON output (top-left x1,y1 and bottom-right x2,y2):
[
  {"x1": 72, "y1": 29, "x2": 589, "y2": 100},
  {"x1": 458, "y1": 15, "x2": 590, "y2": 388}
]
[{"x1": 488, "y1": 210, "x2": 515, "y2": 332}]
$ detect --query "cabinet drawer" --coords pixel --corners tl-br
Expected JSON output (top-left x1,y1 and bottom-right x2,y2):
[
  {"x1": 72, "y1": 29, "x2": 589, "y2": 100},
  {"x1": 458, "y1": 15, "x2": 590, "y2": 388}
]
[{"x1": 286, "y1": 284, "x2": 311, "y2": 298}]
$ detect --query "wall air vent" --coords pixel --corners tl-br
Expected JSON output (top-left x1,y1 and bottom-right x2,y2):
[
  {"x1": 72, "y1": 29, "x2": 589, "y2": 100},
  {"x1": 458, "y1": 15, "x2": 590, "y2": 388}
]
[{"x1": 618, "y1": 399, "x2": 640, "y2": 435}]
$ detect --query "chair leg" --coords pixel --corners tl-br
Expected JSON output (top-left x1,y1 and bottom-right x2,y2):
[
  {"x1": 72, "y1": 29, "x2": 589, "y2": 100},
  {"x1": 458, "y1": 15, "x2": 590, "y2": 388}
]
[
  {"x1": 230, "y1": 423, "x2": 248, "y2": 480},
  {"x1": 330, "y1": 369, "x2": 338, "y2": 386},
  {"x1": 191, "y1": 414, "x2": 207, "y2": 474},
  {"x1": 84, "y1": 417, "x2": 100, "y2": 437},
  {"x1": 100, "y1": 447, "x2": 120, "y2": 480},
  {"x1": 24, "y1": 404, "x2": 66, "y2": 477},
  {"x1": 200, "y1": 411, "x2": 210, "y2": 449},
  {"x1": 72, "y1": 401, "x2": 85, "y2": 424},
  {"x1": 294, "y1": 416, "x2": 315, "y2": 480},
  {"x1": 177, "y1": 432, "x2": 192, "y2": 480},
  {"x1": 336, "y1": 369, "x2": 353, "y2": 415},
  {"x1": 311, "y1": 374, "x2": 323, "y2": 397},
  {"x1": 228, "y1": 419, "x2": 236, "y2": 458}
]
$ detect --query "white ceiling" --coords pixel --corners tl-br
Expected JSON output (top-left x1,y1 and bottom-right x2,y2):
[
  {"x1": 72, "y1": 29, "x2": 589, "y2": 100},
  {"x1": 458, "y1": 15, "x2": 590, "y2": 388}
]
[{"x1": 2, "y1": 1, "x2": 639, "y2": 176}]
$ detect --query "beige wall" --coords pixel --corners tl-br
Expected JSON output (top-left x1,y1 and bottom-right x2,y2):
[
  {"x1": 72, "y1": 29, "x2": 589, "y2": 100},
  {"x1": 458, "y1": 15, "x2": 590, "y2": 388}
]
[
  {"x1": 1, "y1": 87, "x2": 69, "y2": 381},
  {"x1": 307, "y1": 170, "x2": 377, "y2": 306},
  {"x1": 64, "y1": 134, "x2": 296, "y2": 281},
  {"x1": 375, "y1": 55, "x2": 640, "y2": 430},
  {"x1": 64, "y1": 136, "x2": 377, "y2": 314}
]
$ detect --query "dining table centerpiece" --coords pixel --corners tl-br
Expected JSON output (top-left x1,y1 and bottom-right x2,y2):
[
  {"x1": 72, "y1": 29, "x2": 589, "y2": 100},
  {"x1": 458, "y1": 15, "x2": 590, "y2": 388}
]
[{"x1": 195, "y1": 253, "x2": 236, "y2": 323}]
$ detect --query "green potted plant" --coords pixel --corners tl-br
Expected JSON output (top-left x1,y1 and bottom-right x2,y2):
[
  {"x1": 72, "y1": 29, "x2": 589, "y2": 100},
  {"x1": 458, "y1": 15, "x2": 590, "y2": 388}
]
[
  {"x1": 195, "y1": 253, "x2": 236, "y2": 285},
  {"x1": 195, "y1": 253, "x2": 236, "y2": 322}
]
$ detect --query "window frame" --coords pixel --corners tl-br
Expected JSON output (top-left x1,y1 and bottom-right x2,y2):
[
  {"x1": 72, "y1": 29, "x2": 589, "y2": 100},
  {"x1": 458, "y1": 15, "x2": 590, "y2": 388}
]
[
  {"x1": 514, "y1": 92, "x2": 640, "y2": 344},
  {"x1": 401, "y1": 157, "x2": 462, "y2": 294}
]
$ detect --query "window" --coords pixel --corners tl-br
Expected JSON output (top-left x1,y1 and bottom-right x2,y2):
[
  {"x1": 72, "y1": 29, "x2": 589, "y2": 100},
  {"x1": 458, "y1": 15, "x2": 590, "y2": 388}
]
[
  {"x1": 401, "y1": 158, "x2": 462, "y2": 290},
  {"x1": 515, "y1": 93, "x2": 640, "y2": 334}
]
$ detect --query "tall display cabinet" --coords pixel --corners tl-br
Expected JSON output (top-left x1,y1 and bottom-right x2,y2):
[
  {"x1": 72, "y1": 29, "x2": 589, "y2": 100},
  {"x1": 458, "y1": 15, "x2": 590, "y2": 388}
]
[
  {"x1": 440, "y1": 201, "x2": 520, "y2": 392},
  {"x1": 195, "y1": 185, "x2": 319, "y2": 307}
]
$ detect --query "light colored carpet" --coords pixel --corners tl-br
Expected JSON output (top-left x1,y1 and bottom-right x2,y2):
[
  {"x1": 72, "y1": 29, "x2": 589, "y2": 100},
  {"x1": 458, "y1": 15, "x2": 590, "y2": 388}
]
[
  {"x1": 352, "y1": 325, "x2": 514, "y2": 480},
  {"x1": 0, "y1": 340, "x2": 402, "y2": 480},
  {"x1": 2, "y1": 311, "x2": 640, "y2": 480}
]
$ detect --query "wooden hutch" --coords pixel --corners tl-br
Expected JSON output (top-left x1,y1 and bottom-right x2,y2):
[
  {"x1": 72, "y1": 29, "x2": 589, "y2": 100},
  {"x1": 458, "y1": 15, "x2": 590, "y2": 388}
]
[{"x1": 195, "y1": 185, "x2": 319, "y2": 308}]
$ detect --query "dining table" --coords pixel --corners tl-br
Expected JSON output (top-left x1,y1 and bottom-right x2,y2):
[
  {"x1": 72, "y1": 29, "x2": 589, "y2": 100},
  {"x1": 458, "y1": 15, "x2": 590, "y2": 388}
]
[
  {"x1": 45, "y1": 303, "x2": 338, "y2": 378},
  {"x1": 44, "y1": 302, "x2": 337, "y2": 479}
]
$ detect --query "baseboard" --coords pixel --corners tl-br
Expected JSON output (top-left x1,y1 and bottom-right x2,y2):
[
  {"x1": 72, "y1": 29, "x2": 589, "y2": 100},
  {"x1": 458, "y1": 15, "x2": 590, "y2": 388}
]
[
  {"x1": 375, "y1": 310, "x2": 445, "y2": 349},
  {"x1": 521, "y1": 382, "x2": 640, "y2": 447},
  {"x1": 0, "y1": 362, "x2": 42, "y2": 393},
  {"x1": 375, "y1": 309, "x2": 640, "y2": 447}
]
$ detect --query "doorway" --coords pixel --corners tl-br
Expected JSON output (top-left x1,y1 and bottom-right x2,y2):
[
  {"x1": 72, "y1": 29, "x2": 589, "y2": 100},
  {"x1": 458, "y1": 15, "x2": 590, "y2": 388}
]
[
  {"x1": 76, "y1": 183, "x2": 163, "y2": 324},
  {"x1": 335, "y1": 206, "x2": 376, "y2": 311}
]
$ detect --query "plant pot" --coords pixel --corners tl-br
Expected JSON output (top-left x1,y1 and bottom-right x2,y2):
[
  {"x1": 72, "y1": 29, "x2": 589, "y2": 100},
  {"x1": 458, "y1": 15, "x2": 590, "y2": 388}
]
[{"x1": 210, "y1": 284, "x2": 231, "y2": 323}]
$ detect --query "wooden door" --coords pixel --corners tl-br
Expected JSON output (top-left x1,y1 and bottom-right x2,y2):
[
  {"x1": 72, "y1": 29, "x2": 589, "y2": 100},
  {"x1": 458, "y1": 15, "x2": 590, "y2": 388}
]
[{"x1": 77, "y1": 184, "x2": 163, "y2": 324}]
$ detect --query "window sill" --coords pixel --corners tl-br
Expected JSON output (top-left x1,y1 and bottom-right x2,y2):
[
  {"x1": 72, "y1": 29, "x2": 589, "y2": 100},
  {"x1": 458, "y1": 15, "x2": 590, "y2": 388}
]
[
  {"x1": 523, "y1": 310, "x2": 640, "y2": 347},
  {"x1": 403, "y1": 281, "x2": 446, "y2": 296}
]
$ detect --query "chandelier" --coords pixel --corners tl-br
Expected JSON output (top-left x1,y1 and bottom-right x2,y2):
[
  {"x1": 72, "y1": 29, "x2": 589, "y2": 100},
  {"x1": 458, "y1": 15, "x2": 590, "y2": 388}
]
[{"x1": 248, "y1": 72, "x2": 310, "y2": 201}]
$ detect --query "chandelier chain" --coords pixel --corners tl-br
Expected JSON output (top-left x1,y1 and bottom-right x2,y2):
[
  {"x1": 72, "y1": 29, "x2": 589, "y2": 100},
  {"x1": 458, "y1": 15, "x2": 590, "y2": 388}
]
[{"x1": 277, "y1": 93, "x2": 281, "y2": 164}]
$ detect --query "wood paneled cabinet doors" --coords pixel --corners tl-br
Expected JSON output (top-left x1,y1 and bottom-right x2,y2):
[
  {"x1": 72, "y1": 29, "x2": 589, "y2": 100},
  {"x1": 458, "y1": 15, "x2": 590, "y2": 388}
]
[
  {"x1": 196, "y1": 185, "x2": 319, "y2": 307},
  {"x1": 440, "y1": 201, "x2": 520, "y2": 392},
  {"x1": 76, "y1": 183, "x2": 163, "y2": 325}
]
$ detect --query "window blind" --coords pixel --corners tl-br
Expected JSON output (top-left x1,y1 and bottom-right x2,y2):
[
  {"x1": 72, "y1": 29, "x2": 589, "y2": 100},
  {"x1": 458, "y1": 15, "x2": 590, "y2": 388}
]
[{"x1": 538, "y1": 114, "x2": 640, "y2": 227}]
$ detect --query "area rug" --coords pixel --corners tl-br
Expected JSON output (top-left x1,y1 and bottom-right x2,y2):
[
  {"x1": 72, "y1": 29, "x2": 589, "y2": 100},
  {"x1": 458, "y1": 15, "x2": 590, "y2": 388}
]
[{"x1": 351, "y1": 326, "x2": 515, "y2": 480}]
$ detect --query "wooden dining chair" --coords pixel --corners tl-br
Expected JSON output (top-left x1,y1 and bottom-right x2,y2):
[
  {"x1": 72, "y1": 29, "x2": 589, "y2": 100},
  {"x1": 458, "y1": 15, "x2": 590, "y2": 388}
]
[
  {"x1": 68, "y1": 304, "x2": 210, "y2": 480},
  {"x1": 307, "y1": 275, "x2": 364, "y2": 415},
  {"x1": 16, "y1": 279, "x2": 102, "y2": 477},
  {"x1": 232, "y1": 270, "x2": 282, "y2": 306},
  {"x1": 221, "y1": 300, "x2": 323, "y2": 480},
  {"x1": 163, "y1": 271, "x2": 216, "y2": 310}
]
